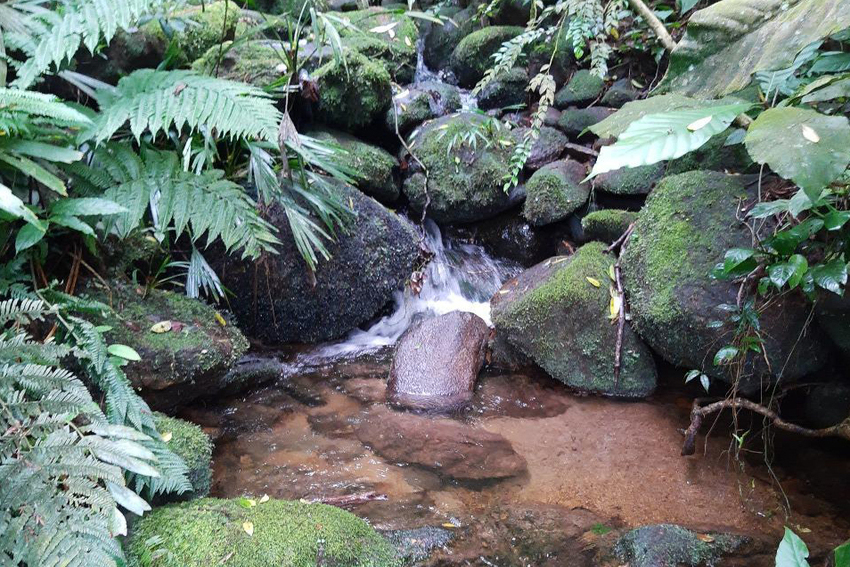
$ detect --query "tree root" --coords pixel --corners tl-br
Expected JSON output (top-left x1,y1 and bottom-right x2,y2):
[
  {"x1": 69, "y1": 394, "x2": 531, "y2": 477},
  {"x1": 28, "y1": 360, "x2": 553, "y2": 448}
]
[{"x1": 682, "y1": 397, "x2": 850, "y2": 456}]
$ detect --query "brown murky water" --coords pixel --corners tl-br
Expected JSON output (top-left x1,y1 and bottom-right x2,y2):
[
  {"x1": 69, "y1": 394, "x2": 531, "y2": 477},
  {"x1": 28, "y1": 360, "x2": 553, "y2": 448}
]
[{"x1": 181, "y1": 351, "x2": 850, "y2": 565}]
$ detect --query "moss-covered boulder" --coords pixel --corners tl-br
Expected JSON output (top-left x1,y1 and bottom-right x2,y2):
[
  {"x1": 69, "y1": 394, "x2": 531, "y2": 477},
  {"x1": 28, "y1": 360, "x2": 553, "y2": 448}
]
[
  {"x1": 402, "y1": 114, "x2": 519, "y2": 224},
  {"x1": 192, "y1": 41, "x2": 288, "y2": 87},
  {"x1": 511, "y1": 126, "x2": 568, "y2": 170},
  {"x1": 153, "y1": 413, "x2": 213, "y2": 500},
  {"x1": 384, "y1": 81, "x2": 462, "y2": 134},
  {"x1": 334, "y1": 8, "x2": 418, "y2": 82},
  {"x1": 556, "y1": 106, "x2": 615, "y2": 137},
  {"x1": 491, "y1": 243, "x2": 657, "y2": 397},
  {"x1": 311, "y1": 129, "x2": 399, "y2": 202},
  {"x1": 594, "y1": 163, "x2": 666, "y2": 196},
  {"x1": 219, "y1": 180, "x2": 419, "y2": 343},
  {"x1": 423, "y1": 6, "x2": 477, "y2": 71},
  {"x1": 449, "y1": 26, "x2": 523, "y2": 88},
  {"x1": 600, "y1": 77, "x2": 640, "y2": 108},
  {"x1": 581, "y1": 209, "x2": 637, "y2": 242},
  {"x1": 666, "y1": 128, "x2": 753, "y2": 174},
  {"x1": 125, "y1": 498, "x2": 402, "y2": 567},
  {"x1": 89, "y1": 281, "x2": 248, "y2": 410},
  {"x1": 621, "y1": 171, "x2": 829, "y2": 387},
  {"x1": 477, "y1": 68, "x2": 528, "y2": 111},
  {"x1": 314, "y1": 51, "x2": 392, "y2": 131},
  {"x1": 522, "y1": 160, "x2": 589, "y2": 226},
  {"x1": 554, "y1": 70, "x2": 605, "y2": 108}
]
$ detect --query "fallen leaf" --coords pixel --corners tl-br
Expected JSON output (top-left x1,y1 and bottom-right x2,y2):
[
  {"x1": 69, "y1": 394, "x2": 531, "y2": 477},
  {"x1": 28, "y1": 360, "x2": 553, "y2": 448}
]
[
  {"x1": 404, "y1": 36, "x2": 412, "y2": 47},
  {"x1": 214, "y1": 312, "x2": 227, "y2": 327},
  {"x1": 687, "y1": 115, "x2": 713, "y2": 132},
  {"x1": 161, "y1": 431, "x2": 173, "y2": 443},
  {"x1": 441, "y1": 523, "x2": 458, "y2": 529},
  {"x1": 801, "y1": 124, "x2": 820, "y2": 143},
  {"x1": 586, "y1": 277, "x2": 601, "y2": 288},
  {"x1": 609, "y1": 294, "x2": 622, "y2": 320},
  {"x1": 259, "y1": 494, "x2": 270, "y2": 504},
  {"x1": 697, "y1": 534, "x2": 715, "y2": 543},
  {"x1": 368, "y1": 22, "x2": 398, "y2": 34},
  {"x1": 171, "y1": 321, "x2": 184, "y2": 333},
  {"x1": 243, "y1": 521, "x2": 254, "y2": 536},
  {"x1": 150, "y1": 320, "x2": 172, "y2": 334}
]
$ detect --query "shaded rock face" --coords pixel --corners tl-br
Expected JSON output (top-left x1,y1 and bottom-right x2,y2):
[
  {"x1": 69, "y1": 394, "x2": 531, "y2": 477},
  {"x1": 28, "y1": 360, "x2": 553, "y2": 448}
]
[
  {"x1": 356, "y1": 406, "x2": 527, "y2": 480},
  {"x1": 385, "y1": 81, "x2": 462, "y2": 135},
  {"x1": 314, "y1": 51, "x2": 392, "y2": 131},
  {"x1": 512, "y1": 126, "x2": 568, "y2": 170},
  {"x1": 89, "y1": 281, "x2": 248, "y2": 411},
  {"x1": 554, "y1": 69, "x2": 605, "y2": 108},
  {"x1": 594, "y1": 162, "x2": 665, "y2": 195},
  {"x1": 422, "y1": 6, "x2": 477, "y2": 72},
  {"x1": 600, "y1": 77, "x2": 640, "y2": 107},
  {"x1": 815, "y1": 291, "x2": 850, "y2": 359},
  {"x1": 477, "y1": 68, "x2": 529, "y2": 111},
  {"x1": 621, "y1": 171, "x2": 830, "y2": 388},
  {"x1": 387, "y1": 311, "x2": 490, "y2": 412},
  {"x1": 804, "y1": 382, "x2": 850, "y2": 428},
  {"x1": 219, "y1": 180, "x2": 419, "y2": 344},
  {"x1": 614, "y1": 524, "x2": 748, "y2": 567},
  {"x1": 556, "y1": 106, "x2": 615, "y2": 137},
  {"x1": 492, "y1": 243, "x2": 657, "y2": 398},
  {"x1": 449, "y1": 26, "x2": 524, "y2": 88},
  {"x1": 522, "y1": 159, "x2": 590, "y2": 226}
]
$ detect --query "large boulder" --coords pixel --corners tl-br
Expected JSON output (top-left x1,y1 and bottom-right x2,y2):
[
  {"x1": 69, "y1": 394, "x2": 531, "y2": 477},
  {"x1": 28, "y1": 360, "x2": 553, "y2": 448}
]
[
  {"x1": 491, "y1": 243, "x2": 657, "y2": 397},
  {"x1": 554, "y1": 69, "x2": 605, "y2": 108},
  {"x1": 125, "y1": 498, "x2": 402, "y2": 567},
  {"x1": 511, "y1": 126, "x2": 568, "y2": 170},
  {"x1": 556, "y1": 106, "x2": 615, "y2": 137},
  {"x1": 310, "y1": 129, "x2": 400, "y2": 202},
  {"x1": 477, "y1": 68, "x2": 529, "y2": 111},
  {"x1": 338, "y1": 8, "x2": 419, "y2": 83},
  {"x1": 219, "y1": 180, "x2": 419, "y2": 343},
  {"x1": 402, "y1": 114, "x2": 520, "y2": 224},
  {"x1": 522, "y1": 159, "x2": 589, "y2": 226},
  {"x1": 449, "y1": 26, "x2": 523, "y2": 88},
  {"x1": 621, "y1": 171, "x2": 829, "y2": 386},
  {"x1": 423, "y1": 6, "x2": 477, "y2": 72},
  {"x1": 613, "y1": 524, "x2": 748, "y2": 567},
  {"x1": 581, "y1": 209, "x2": 637, "y2": 243},
  {"x1": 594, "y1": 163, "x2": 665, "y2": 196},
  {"x1": 153, "y1": 413, "x2": 213, "y2": 501},
  {"x1": 356, "y1": 406, "x2": 527, "y2": 480},
  {"x1": 192, "y1": 40, "x2": 288, "y2": 87},
  {"x1": 89, "y1": 280, "x2": 248, "y2": 410},
  {"x1": 314, "y1": 51, "x2": 392, "y2": 131},
  {"x1": 387, "y1": 311, "x2": 489, "y2": 411},
  {"x1": 385, "y1": 81, "x2": 462, "y2": 135}
]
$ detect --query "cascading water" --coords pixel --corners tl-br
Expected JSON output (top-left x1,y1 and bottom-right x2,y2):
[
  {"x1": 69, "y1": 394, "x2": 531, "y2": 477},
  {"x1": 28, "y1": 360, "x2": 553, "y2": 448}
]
[
  {"x1": 299, "y1": 220, "x2": 520, "y2": 362},
  {"x1": 412, "y1": 36, "x2": 478, "y2": 111}
]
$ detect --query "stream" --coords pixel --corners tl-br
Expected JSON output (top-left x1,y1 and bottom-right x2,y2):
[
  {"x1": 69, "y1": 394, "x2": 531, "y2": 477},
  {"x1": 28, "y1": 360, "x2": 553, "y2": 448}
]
[{"x1": 182, "y1": 224, "x2": 850, "y2": 565}]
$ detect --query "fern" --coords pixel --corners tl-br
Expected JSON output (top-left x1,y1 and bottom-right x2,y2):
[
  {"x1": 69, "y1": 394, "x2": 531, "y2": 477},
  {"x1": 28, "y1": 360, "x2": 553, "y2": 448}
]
[
  {"x1": 0, "y1": 87, "x2": 91, "y2": 135},
  {"x1": 66, "y1": 143, "x2": 279, "y2": 259},
  {"x1": 6, "y1": 0, "x2": 167, "y2": 89},
  {"x1": 83, "y1": 69, "x2": 282, "y2": 144}
]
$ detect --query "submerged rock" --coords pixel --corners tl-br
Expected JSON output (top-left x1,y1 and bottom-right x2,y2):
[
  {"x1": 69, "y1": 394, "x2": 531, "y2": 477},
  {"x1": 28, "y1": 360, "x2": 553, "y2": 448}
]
[
  {"x1": 491, "y1": 243, "x2": 657, "y2": 397},
  {"x1": 388, "y1": 311, "x2": 489, "y2": 412},
  {"x1": 449, "y1": 26, "x2": 524, "y2": 88},
  {"x1": 220, "y1": 180, "x2": 419, "y2": 343},
  {"x1": 385, "y1": 81, "x2": 462, "y2": 135},
  {"x1": 614, "y1": 524, "x2": 748, "y2": 567},
  {"x1": 314, "y1": 51, "x2": 392, "y2": 130},
  {"x1": 310, "y1": 129, "x2": 400, "y2": 202},
  {"x1": 554, "y1": 69, "x2": 605, "y2": 108},
  {"x1": 522, "y1": 159, "x2": 589, "y2": 226},
  {"x1": 621, "y1": 171, "x2": 829, "y2": 387},
  {"x1": 356, "y1": 406, "x2": 527, "y2": 480},
  {"x1": 125, "y1": 498, "x2": 402, "y2": 567},
  {"x1": 153, "y1": 413, "x2": 213, "y2": 501}
]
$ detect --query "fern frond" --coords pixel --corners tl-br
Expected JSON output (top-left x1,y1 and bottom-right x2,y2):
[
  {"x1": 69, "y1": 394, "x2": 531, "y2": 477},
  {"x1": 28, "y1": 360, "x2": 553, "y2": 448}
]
[
  {"x1": 0, "y1": 296, "x2": 46, "y2": 324},
  {"x1": 85, "y1": 69, "x2": 282, "y2": 144},
  {"x1": 0, "y1": 87, "x2": 91, "y2": 135}
]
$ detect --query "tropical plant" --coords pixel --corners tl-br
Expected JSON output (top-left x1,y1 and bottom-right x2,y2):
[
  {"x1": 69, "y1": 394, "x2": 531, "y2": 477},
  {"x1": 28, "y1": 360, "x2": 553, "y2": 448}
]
[{"x1": 774, "y1": 528, "x2": 850, "y2": 567}]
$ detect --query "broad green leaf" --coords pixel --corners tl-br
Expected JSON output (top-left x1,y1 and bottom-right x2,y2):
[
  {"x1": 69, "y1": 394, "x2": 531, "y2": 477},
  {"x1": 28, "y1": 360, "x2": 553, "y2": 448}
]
[
  {"x1": 0, "y1": 140, "x2": 84, "y2": 163},
  {"x1": 713, "y1": 346, "x2": 739, "y2": 365},
  {"x1": 749, "y1": 200, "x2": 790, "y2": 219},
  {"x1": 810, "y1": 259, "x2": 848, "y2": 294},
  {"x1": 107, "y1": 344, "x2": 141, "y2": 362},
  {"x1": 589, "y1": 103, "x2": 752, "y2": 178},
  {"x1": 744, "y1": 107, "x2": 850, "y2": 201},
  {"x1": 824, "y1": 210, "x2": 850, "y2": 230},
  {"x1": 679, "y1": 0, "x2": 699, "y2": 12},
  {"x1": 723, "y1": 248, "x2": 757, "y2": 274},
  {"x1": 0, "y1": 182, "x2": 40, "y2": 225},
  {"x1": 835, "y1": 539, "x2": 850, "y2": 567},
  {"x1": 50, "y1": 197, "x2": 128, "y2": 217},
  {"x1": 769, "y1": 255, "x2": 808, "y2": 289},
  {"x1": 50, "y1": 215, "x2": 95, "y2": 236},
  {"x1": 15, "y1": 221, "x2": 47, "y2": 253},
  {"x1": 801, "y1": 77, "x2": 850, "y2": 105},
  {"x1": 659, "y1": 0, "x2": 850, "y2": 98},
  {"x1": 0, "y1": 153, "x2": 67, "y2": 196},
  {"x1": 776, "y1": 527, "x2": 810, "y2": 567},
  {"x1": 754, "y1": 40, "x2": 822, "y2": 98},
  {"x1": 810, "y1": 52, "x2": 850, "y2": 75}
]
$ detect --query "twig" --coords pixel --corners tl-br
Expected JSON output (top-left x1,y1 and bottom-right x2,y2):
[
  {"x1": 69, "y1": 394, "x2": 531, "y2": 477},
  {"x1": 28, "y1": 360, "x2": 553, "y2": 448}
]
[
  {"x1": 682, "y1": 397, "x2": 850, "y2": 456},
  {"x1": 308, "y1": 491, "x2": 387, "y2": 507},
  {"x1": 606, "y1": 223, "x2": 635, "y2": 254},
  {"x1": 626, "y1": 0, "x2": 676, "y2": 52},
  {"x1": 611, "y1": 225, "x2": 634, "y2": 388}
]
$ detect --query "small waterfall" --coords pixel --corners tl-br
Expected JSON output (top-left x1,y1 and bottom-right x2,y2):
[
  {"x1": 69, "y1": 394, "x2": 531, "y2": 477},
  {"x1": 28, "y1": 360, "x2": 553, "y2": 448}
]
[
  {"x1": 413, "y1": 34, "x2": 478, "y2": 111},
  {"x1": 300, "y1": 221, "x2": 519, "y2": 362}
]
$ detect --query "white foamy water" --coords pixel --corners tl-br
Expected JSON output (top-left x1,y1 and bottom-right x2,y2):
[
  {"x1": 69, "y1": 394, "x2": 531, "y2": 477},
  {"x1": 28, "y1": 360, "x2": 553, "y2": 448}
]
[{"x1": 300, "y1": 220, "x2": 519, "y2": 362}]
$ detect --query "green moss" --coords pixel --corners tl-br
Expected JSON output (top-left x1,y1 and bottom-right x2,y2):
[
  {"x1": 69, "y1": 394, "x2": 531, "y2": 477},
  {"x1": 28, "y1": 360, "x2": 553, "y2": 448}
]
[
  {"x1": 423, "y1": 6, "x2": 477, "y2": 70},
  {"x1": 345, "y1": 35, "x2": 416, "y2": 83},
  {"x1": 126, "y1": 498, "x2": 402, "y2": 567},
  {"x1": 581, "y1": 209, "x2": 637, "y2": 242},
  {"x1": 385, "y1": 82, "x2": 462, "y2": 133},
  {"x1": 340, "y1": 8, "x2": 418, "y2": 48},
  {"x1": 311, "y1": 129, "x2": 399, "y2": 201},
  {"x1": 153, "y1": 413, "x2": 213, "y2": 499},
  {"x1": 314, "y1": 51, "x2": 392, "y2": 130},
  {"x1": 522, "y1": 162, "x2": 589, "y2": 226},
  {"x1": 449, "y1": 26, "x2": 523, "y2": 88},
  {"x1": 192, "y1": 41, "x2": 287, "y2": 86},
  {"x1": 554, "y1": 70, "x2": 605, "y2": 108},
  {"x1": 595, "y1": 163, "x2": 666, "y2": 195},
  {"x1": 478, "y1": 67, "x2": 528, "y2": 111},
  {"x1": 181, "y1": 1, "x2": 242, "y2": 62},
  {"x1": 269, "y1": 0, "x2": 327, "y2": 17}
]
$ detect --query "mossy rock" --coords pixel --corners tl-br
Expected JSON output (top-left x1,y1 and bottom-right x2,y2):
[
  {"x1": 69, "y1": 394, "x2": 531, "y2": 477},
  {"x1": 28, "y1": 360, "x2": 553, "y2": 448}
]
[
  {"x1": 511, "y1": 126, "x2": 568, "y2": 169},
  {"x1": 594, "y1": 163, "x2": 665, "y2": 196},
  {"x1": 491, "y1": 243, "x2": 657, "y2": 398},
  {"x1": 89, "y1": 280, "x2": 249, "y2": 411},
  {"x1": 600, "y1": 78, "x2": 640, "y2": 108},
  {"x1": 125, "y1": 498, "x2": 402, "y2": 567},
  {"x1": 581, "y1": 209, "x2": 637, "y2": 243},
  {"x1": 522, "y1": 160, "x2": 589, "y2": 226},
  {"x1": 614, "y1": 524, "x2": 747, "y2": 567},
  {"x1": 384, "y1": 81, "x2": 462, "y2": 134},
  {"x1": 477, "y1": 67, "x2": 528, "y2": 111},
  {"x1": 153, "y1": 413, "x2": 213, "y2": 500},
  {"x1": 402, "y1": 114, "x2": 518, "y2": 224},
  {"x1": 314, "y1": 51, "x2": 392, "y2": 131},
  {"x1": 621, "y1": 171, "x2": 829, "y2": 388},
  {"x1": 449, "y1": 26, "x2": 523, "y2": 88},
  {"x1": 337, "y1": 8, "x2": 418, "y2": 82},
  {"x1": 556, "y1": 106, "x2": 615, "y2": 138},
  {"x1": 311, "y1": 129, "x2": 400, "y2": 202},
  {"x1": 667, "y1": 128, "x2": 753, "y2": 174},
  {"x1": 192, "y1": 40, "x2": 287, "y2": 87},
  {"x1": 554, "y1": 70, "x2": 605, "y2": 108},
  {"x1": 344, "y1": 35, "x2": 417, "y2": 83},
  {"x1": 265, "y1": 0, "x2": 328, "y2": 17},
  {"x1": 423, "y1": 6, "x2": 477, "y2": 71}
]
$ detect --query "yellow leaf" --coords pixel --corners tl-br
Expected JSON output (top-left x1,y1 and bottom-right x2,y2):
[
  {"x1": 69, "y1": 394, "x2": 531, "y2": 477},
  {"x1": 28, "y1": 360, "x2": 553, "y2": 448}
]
[
  {"x1": 246, "y1": 499, "x2": 256, "y2": 507},
  {"x1": 259, "y1": 494, "x2": 270, "y2": 504},
  {"x1": 608, "y1": 265, "x2": 616, "y2": 281},
  {"x1": 243, "y1": 521, "x2": 254, "y2": 536},
  {"x1": 609, "y1": 27, "x2": 619, "y2": 39},
  {"x1": 161, "y1": 431, "x2": 173, "y2": 443},
  {"x1": 801, "y1": 124, "x2": 820, "y2": 143},
  {"x1": 150, "y1": 320, "x2": 172, "y2": 334},
  {"x1": 586, "y1": 277, "x2": 601, "y2": 288},
  {"x1": 696, "y1": 534, "x2": 715, "y2": 543},
  {"x1": 441, "y1": 523, "x2": 458, "y2": 529},
  {"x1": 609, "y1": 294, "x2": 622, "y2": 320},
  {"x1": 687, "y1": 115, "x2": 713, "y2": 132},
  {"x1": 214, "y1": 312, "x2": 227, "y2": 327}
]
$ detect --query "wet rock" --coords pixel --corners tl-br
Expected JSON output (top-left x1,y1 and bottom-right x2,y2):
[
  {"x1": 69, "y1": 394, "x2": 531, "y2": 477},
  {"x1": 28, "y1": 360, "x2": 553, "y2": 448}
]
[
  {"x1": 477, "y1": 68, "x2": 529, "y2": 111},
  {"x1": 403, "y1": 114, "x2": 519, "y2": 224},
  {"x1": 87, "y1": 280, "x2": 248, "y2": 411},
  {"x1": 486, "y1": 331, "x2": 535, "y2": 371},
  {"x1": 554, "y1": 70, "x2": 605, "y2": 108},
  {"x1": 423, "y1": 6, "x2": 477, "y2": 72},
  {"x1": 804, "y1": 382, "x2": 850, "y2": 428},
  {"x1": 511, "y1": 126, "x2": 568, "y2": 170},
  {"x1": 219, "y1": 180, "x2": 419, "y2": 343},
  {"x1": 471, "y1": 372, "x2": 571, "y2": 418},
  {"x1": 125, "y1": 498, "x2": 402, "y2": 567},
  {"x1": 388, "y1": 311, "x2": 490, "y2": 412},
  {"x1": 447, "y1": 211, "x2": 561, "y2": 266},
  {"x1": 383, "y1": 526, "x2": 455, "y2": 564},
  {"x1": 220, "y1": 355, "x2": 287, "y2": 393},
  {"x1": 543, "y1": 106, "x2": 562, "y2": 127},
  {"x1": 356, "y1": 406, "x2": 527, "y2": 480},
  {"x1": 385, "y1": 81, "x2": 462, "y2": 135},
  {"x1": 491, "y1": 243, "x2": 657, "y2": 398},
  {"x1": 314, "y1": 51, "x2": 392, "y2": 130},
  {"x1": 153, "y1": 413, "x2": 213, "y2": 502},
  {"x1": 667, "y1": 128, "x2": 753, "y2": 174},
  {"x1": 600, "y1": 77, "x2": 640, "y2": 107},
  {"x1": 614, "y1": 524, "x2": 748, "y2": 567},
  {"x1": 556, "y1": 106, "x2": 615, "y2": 137},
  {"x1": 815, "y1": 291, "x2": 850, "y2": 359},
  {"x1": 449, "y1": 26, "x2": 524, "y2": 88},
  {"x1": 621, "y1": 171, "x2": 829, "y2": 387},
  {"x1": 522, "y1": 159, "x2": 589, "y2": 226},
  {"x1": 594, "y1": 162, "x2": 665, "y2": 195},
  {"x1": 310, "y1": 129, "x2": 400, "y2": 202},
  {"x1": 581, "y1": 209, "x2": 637, "y2": 243}
]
